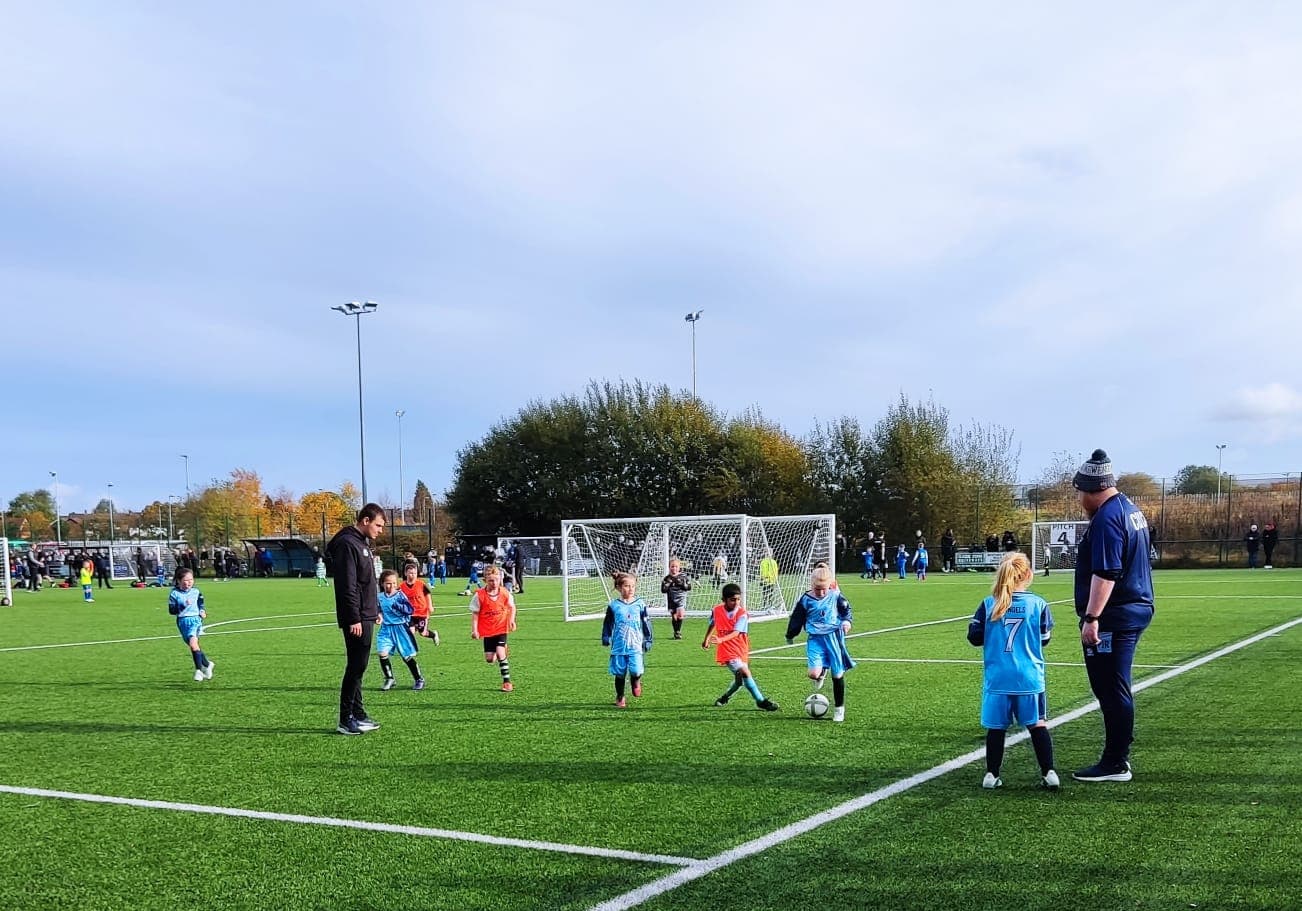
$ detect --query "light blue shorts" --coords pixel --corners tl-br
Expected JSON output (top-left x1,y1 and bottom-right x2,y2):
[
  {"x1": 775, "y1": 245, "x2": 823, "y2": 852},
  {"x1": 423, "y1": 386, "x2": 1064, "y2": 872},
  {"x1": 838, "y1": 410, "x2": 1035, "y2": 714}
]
[
  {"x1": 806, "y1": 633, "x2": 847, "y2": 678},
  {"x1": 609, "y1": 652, "x2": 645, "y2": 677},
  {"x1": 177, "y1": 616, "x2": 203, "y2": 642},
  {"x1": 376, "y1": 623, "x2": 418, "y2": 660},
  {"x1": 981, "y1": 691, "x2": 1048, "y2": 730}
]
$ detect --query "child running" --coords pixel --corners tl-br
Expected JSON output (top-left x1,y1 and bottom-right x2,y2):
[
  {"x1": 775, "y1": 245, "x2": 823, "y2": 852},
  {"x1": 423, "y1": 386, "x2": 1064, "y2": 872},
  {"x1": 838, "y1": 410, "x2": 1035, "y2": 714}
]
[
  {"x1": 660, "y1": 557, "x2": 691, "y2": 640},
  {"x1": 702, "y1": 583, "x2": 778, "y2": 711},
  {"x1": 315, "y1": 556, "x2": 328, "y2": 587},
  {"x1": 79, "y1": 559, "x2": 94, "y2": 603},
  {"x1": 459, "y1": 558, "x2": 485, "y2": 596},
  {"x1": 785, "y1": 566, "x2": 855, "y2": 722},
  {"x1": 966, "y1": 552, "x2": 1058, "y2": 790},
  {"x1": 400, "y1": 561, "x2": 440, "y2": 644},
  {"x1": 167, "y1": 567, "x2": 214, "y2": 682},
  {"x1": 601, "y1": 572, "x2": 651, "y2": 708},
  {"x1": 470, "y1": 565, "x2": 516, "y2": 691},
  {"x1": 376, "y1": 569, "x2": 425, "y2": 691}
]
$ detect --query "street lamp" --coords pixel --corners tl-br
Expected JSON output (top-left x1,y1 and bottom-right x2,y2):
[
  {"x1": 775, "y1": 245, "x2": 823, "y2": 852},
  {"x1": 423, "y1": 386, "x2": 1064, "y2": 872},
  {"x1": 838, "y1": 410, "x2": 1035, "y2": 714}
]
[
  {"x1": 331, "y1": 300, "x2": 379, "y2": 503},
  {"x1": 180, "y1": 454, "x2": 190, "y2": 499},
  {"x1": 684, "y1": 310, "x2": 704, "y2": 399},
  {"x1": 107, "y1": 483, "x2": 116, "y2": 548},
  {"x1": 167, "y1": 495, "x2": 181, "y2": 542},
  {"x1": 49, "y1": 471, "x2": 62, "y2": 544},
  {"x1": 1216, "y1": 443, "x2": 1227, "y2": 502},
  {"x1": 395, "y1": 409, "x2": 406, "y2": 525}
]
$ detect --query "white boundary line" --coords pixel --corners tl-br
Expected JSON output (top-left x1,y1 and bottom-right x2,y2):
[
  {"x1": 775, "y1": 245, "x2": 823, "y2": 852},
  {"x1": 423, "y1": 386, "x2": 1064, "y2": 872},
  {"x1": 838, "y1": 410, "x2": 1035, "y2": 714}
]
[
  {"x1": 586, "y1": 614, "x2": 1302, "y2": 911},
  {"x1": 751, "y1": 655, "x2": 1181, "y2": 669},
  {"x1": 0, "y1": 784, "x2": 696, "y2": 867}
]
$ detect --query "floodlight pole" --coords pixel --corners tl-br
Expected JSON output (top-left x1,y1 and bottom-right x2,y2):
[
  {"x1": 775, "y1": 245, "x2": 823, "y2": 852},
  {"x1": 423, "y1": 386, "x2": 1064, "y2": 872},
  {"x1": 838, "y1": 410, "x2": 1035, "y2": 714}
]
[
  {"x1": 1215, "y1": 443, "x2": 1227, "y2": 502},
  {"x1": 167, "y1": 495, "x2": 180, "y2": 542},
  {"x1": 396, "y1": 409, "x2": 406, "y2": 525},
  {"x1": 107, "y1": 483, "x2": 115, "y2": 549},
  {"x1": 181, "y1": 454, "x2": 190, "y2": 499},
  {"x1": 49, "y1": 471, "x2": 61, "y2": 544},
  {"x1": 684, "y1": 310, "x2": 704, "y2": 399},
  {"x1": 332, "y1": 301, "x2": 379, "y2": 504}
]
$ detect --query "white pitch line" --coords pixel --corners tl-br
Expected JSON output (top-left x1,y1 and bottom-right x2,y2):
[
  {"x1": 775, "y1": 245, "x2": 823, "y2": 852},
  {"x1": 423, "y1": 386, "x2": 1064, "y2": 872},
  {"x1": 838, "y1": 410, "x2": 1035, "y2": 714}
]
[
  {"x1": 587, "y1": 614, "x2": 1302, "y2": 911},
  {"x1": 750, "y1": 655, "x2": 1181, "y2": 669},
  {"x1": 0, "y1": 784, "x2": 696, "y2": 867},
  {"x1": 750, "y1": 615, "x2": 971, "y2": 656}
]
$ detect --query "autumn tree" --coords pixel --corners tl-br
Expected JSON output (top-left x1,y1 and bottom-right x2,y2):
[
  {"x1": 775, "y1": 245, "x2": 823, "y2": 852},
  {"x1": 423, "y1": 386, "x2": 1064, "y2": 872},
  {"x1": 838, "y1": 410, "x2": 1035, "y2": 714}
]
[{"x1": 1172, "y1": 465, "x2": 1229, "y2": 496}]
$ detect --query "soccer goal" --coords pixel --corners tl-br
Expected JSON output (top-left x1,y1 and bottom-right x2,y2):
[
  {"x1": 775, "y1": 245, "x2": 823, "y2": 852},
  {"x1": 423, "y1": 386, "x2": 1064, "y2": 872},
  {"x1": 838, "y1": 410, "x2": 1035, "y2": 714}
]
[
  {"x1": 561, "y1": 514, "x2": 836, "y2": 621},
  {"x1": 1, "y1": 538, "x2": 12, "y2": 606},
  {"x1": 109, "y1": 542, "x2": 166, "y2": 582},
  {"x1": 1032, "y1": 521, "x2": 1090, "y2": 574}
]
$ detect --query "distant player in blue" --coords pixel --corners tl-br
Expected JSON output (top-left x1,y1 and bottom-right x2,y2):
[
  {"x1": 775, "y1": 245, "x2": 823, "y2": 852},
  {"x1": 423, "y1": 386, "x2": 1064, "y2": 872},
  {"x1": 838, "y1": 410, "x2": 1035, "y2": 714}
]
[
  {"x1": 967, "y1": 552, "x2": 1058, "y2": 790},
  {"x1": 154, "y1": 563, "x2": 167, "y2": 587},
  {"x1": 375, "y1": 570, "x2": 424, "y2": 691},
  {"x1": 435, "y1": 556, "x2": 447, "y2": 584},
  {"x1": 911, "y1": 543, "x2": 929, "y2": 581},
  {"x1": 784, "y1": 567, "x2": 855, "y2": 722},
  {"x1": 895, "y1": 544, "x2": 909, "y2": 579},
  {"x1": 168, "y1": 567, "x2": 214, "y2": 682},
  {"x1": 859, "y1": 545, "x2": 873, "y2": 579},
  {"x1": 601, "y1": 572, "x2": 652, "y2": 708},
  {"x1": 460, "y1": 559, "x2": 485, "y2": 596},
  {"x1": 1071, "y1": 449, "x2": 1154, "y2": 783}
]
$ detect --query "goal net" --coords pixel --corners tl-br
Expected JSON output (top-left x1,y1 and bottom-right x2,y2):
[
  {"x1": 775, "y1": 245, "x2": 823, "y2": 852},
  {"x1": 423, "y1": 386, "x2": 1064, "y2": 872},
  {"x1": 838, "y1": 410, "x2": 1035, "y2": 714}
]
[
  {"x1": 561, "y1": 514, "x2": 836, "y2": 621},
  {"x1": 497, "y1": 537, "x2": 563, "y2": 577},
  {"x1": 1, "y1": 538, "x2": 11, "y2": 606},
  {"x1": 1032, "y1": 521, "x2": 1091, "y2": 574},
  {"x1": 109, "y1": 543, "x2": 167, "y2": 582}
]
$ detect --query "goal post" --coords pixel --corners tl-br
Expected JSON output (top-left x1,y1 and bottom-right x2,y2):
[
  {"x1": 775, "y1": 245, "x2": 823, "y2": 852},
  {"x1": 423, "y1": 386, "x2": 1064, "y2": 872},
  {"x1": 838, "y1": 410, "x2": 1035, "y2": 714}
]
[
  {"x1": 1, "y1": 538, "x2": 11, "y2": 606},
  {"x1": 1032, "y1": 521, "x2": 1091, "y2": 574},
  {"x1": 561, "y1": 514, "x2": 836, "y2": 621}
]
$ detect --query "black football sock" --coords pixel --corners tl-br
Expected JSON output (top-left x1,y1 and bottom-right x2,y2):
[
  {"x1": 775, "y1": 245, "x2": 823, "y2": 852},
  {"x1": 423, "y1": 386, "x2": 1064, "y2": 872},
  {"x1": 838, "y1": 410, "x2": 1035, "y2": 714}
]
[
  {"x1": 671, "y1": 617, "x2": 682, "y2": 635},
  {"x1": 1029, "y1": 726, "x2": 1055, "y2": 774},
  {"x1": 379, "y1": 657, "x2": 394, "y2": 680},
  {"x1": 614, "y1": 674, "x2": 626, "y2": 700},
  {"x1": 985, "y1": 729, "x2": 1006, "y2": 775},
  {"x1": 832, "y1": 676, "x2": 846, "y2": 708},
  {"x1": 191, "y1": 651, "x2": 204, "y2": 670},
  {"x1": 498, "y1": 659, "x2": 511, "y2": 682},
  {"x1": 405, "y1": 657, "x2": 421, "y2": 680}
]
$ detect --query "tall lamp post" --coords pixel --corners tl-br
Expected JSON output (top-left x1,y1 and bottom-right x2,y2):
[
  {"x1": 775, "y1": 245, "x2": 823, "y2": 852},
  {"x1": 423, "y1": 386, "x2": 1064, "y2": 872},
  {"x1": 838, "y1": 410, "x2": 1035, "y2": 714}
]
[
  {"x1": 1216, "y1": 443, "x2": 1227, "y2": 502},
  {"x1": 331, "y1": 300, "x2": 379, "y2": 504},
  {"x1": 167, "y1": 495, "x2": 181, "y2": 542},
  {"x1": 107, "y1": 483, "x2": 116, "y2": 548},
  {"x1": 49, "y1": 471, "x2": 62, "y2": 544},
  {"x1": 180, "y1": 454, "x2": 190, "y2": 499},
  {"x1": 395, "y1": 409, "x2": 406, "y2": 525},
  {"x1": 684, "y1": 310, "x2": 704, "y2": 399}
]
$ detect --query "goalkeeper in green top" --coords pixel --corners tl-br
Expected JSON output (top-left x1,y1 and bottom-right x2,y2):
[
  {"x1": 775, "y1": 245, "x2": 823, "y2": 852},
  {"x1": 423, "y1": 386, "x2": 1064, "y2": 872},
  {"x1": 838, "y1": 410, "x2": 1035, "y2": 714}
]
[{"x1": 759, "y1": 550, "x2": 780, "y2": 609}]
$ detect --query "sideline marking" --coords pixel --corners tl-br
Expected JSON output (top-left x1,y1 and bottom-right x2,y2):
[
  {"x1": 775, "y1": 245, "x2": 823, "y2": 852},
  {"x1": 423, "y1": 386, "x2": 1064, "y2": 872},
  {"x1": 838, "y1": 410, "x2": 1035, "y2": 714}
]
[
  {"x1": 750, "y1": 615, "x2": 970, "y2": 656},
  {"x1": 751, "y1": 655, "x2": 1180, "y2": 669},
  {"x1": 0, "y1": 784, "x2": 696, "y2": 867},
  {"x1": 587, "y1": 615, "x2": 1302, "y2": 911}
]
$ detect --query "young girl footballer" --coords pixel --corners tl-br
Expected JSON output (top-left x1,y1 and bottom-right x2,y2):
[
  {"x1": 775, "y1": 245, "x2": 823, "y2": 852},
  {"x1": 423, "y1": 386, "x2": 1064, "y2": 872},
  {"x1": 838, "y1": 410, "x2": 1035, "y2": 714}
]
[
  {"x1": 602, "y1": 572, "x2": 651, "y2": 708},
  {"x1": 168, "y1": 568, "x2": 213, "y2": 682},
  {"x1": 470, "y1": 565, "x2": 516, "y2": 691}
]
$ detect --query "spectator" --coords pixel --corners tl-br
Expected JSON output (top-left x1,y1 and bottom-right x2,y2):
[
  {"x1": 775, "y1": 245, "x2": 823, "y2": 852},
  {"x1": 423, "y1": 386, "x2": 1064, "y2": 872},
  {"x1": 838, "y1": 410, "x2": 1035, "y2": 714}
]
[
  {"x1": 327, "y1": 503, "x2": 385, "y2": 735},
  {"x1": 1262, "y1": 522, "x2": 1279, "y2": 569},
  {"x1": 135, "y1": 547, "x2": 147, "y2": 584},
  {"x1": 1243, "y1": 524, "x2": 1261, "y2": 569},
  {"x1": 941, "y1": 528, "x2": 957, "y2": 573},
  {"x1": 985, "y1": 534, "x2": 999, "y2": 553},
  {"x1": 1001, "y1": 530, "x2": 1019, "y2": 552},
  {"x1": 93, "y1": 550, "x2": 112, "y2": 589}
]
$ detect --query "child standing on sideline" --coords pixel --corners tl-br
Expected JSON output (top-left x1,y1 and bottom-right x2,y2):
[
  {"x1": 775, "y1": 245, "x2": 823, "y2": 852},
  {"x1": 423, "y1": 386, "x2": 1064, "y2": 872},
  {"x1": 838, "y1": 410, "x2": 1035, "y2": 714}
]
[
  {"x1": 702, "y1": 583, "x2": 778, "y2": 711},
  {"x1": 376, "y1": 569, "x2": 425, "y2": 691},
  {"x1": 470, "y1": 565, "x2": 516, "y2": 691},
  {"x1": 912, "y1": 542, "x2": 929, "y2": 581},
  {"x1": 315, "y1": 556, "x2": 328, "y2": 587},
  {"x1": 661, "y1": 557, "x2": 692, "y2": 640},
  {"x1": 785, "y1": 566, "x2": 855, "y2": 722},
  {"x1": 895, "y1": 543, "x2": 909, "y2": 579},
  {"x1": 400, "y1": 561, "x2": 439, "y2": 643},
  {"x1": 602, "y1": 572, "x2": 652, "y2": 707},
  {"x1": 966, "y1": 552, "x2": 1058, "y2": 790},
  {"x1": 79, "y1": 559, "x2": 94, "y2": 603},
  {"x1": 168, "y1": 568, "x2": 214, "y2": 682}
]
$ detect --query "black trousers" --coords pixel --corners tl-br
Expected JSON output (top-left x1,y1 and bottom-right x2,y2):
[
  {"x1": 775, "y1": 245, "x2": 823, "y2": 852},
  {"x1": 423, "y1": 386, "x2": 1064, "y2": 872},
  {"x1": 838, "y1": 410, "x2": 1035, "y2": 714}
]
[
  {"x1": 95, "y1": 570, "x2": 112, "y2": 588},
  {"x1": 339, "y1": 621, "x2": 375, "y2": 725}
]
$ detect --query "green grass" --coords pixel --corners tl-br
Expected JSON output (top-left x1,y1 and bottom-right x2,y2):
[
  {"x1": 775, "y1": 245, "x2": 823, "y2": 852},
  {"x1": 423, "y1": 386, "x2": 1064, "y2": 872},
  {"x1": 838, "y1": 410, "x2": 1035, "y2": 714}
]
[{"x1": 1, "y1": 569, "x2": 1299, "y2": 910}]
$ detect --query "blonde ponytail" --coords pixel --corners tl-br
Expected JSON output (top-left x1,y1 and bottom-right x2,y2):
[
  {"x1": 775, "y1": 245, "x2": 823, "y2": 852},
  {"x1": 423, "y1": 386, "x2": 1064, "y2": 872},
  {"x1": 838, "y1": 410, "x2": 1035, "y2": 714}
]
[{"x1": 989, "y1": 552, "x2": 1032, "y2": 621}]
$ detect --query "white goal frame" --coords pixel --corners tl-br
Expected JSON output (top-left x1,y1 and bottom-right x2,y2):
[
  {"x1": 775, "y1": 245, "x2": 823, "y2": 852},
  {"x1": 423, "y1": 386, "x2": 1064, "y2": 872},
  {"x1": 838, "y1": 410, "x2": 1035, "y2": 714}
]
[
  {"x1": 1, "y1": 538, "x2": 11, "y2": 606},
  {"x1": 1032, "y1": 521, "x2": 1091, "y2": 574},
  {"x1": 561, "y1": 514, "x2": 836, "y2": 622}
]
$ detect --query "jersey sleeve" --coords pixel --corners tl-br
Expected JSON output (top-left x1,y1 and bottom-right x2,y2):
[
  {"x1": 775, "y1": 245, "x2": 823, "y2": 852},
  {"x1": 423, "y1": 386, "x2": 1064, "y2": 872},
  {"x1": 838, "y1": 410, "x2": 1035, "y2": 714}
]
[
  {"x1": 835, "y1": 594, "x2": 853, "y2": 625},
  {"x1": 784, "y1": 598, "x2": 808, "y2": 641},
  {"x1": 967, "y1": 601, "x2": 988, "y2": 646},
  {"x1": 1091, "y1": 506, "x2": 1127, "y2": 578},
  {"x1": 601, "y1": 605, "x2": 615, "y2": 646}
]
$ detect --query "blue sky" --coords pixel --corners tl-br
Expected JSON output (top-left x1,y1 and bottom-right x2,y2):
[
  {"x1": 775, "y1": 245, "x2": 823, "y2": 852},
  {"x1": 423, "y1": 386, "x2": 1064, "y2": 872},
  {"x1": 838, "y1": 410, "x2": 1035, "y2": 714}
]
[{"x1": 5, "y1": 2, "x2": 1301, "y2": 515}]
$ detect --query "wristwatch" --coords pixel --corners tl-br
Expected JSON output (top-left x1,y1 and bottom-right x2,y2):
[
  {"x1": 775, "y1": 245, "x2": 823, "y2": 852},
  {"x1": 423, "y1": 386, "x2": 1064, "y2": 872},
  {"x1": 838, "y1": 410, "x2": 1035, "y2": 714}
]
[{"x1": 1083, "y1": 615, "x2": 1101, "y2": 623}]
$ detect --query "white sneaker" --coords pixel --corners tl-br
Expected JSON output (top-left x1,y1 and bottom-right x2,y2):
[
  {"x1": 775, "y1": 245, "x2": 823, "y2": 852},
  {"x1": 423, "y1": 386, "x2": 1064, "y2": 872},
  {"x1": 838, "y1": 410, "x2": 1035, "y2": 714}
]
[
  {"x1": 815, "y1": 668, "x2": 829, "y2": 691},
  {"x1": 1042, "y1": 769, "x2": 1060, "y2": 790},
  {"x1": 832, "y1": 706, "x2": 845, "y2": 723},
  {"x1": 982, "y1": 772, "x2": 1002, "y2": 789},
  {"x1": 431, "y1": 630, "x2": 441, "y2": 646},
  {"x1": 193, "y1": 670, "x2": 205, "y2": 682},
  {"x1": 204, "y1": 661, "x2": 214, "y2": 680}
]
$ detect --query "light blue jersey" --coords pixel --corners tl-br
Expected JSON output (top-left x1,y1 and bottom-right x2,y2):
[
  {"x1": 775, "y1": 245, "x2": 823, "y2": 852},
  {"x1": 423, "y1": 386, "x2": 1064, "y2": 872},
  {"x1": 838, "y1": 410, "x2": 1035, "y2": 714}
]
[
  {"x1": 968, "y1": 591, "x2": 1054, "y2": 694},
  {"x1": 792, "y1": 590, "x2": 852, "y2": 636},
  {"x1": 169, "y1": 587, "x2": 204, "y2": 619},
  {"x1": 602, "y1": 597, "x2": 651, "y2": 656},
  {"x1": 378, "y1": 590, "x2": 414, "y2": 625}
]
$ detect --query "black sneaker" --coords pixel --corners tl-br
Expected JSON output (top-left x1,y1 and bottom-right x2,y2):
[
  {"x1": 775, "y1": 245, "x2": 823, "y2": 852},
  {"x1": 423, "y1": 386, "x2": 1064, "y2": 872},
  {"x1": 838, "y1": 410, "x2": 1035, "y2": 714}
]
[
  {"x1": 757, "y1": 698, "x2": 779, "y2": 712},
  {"x1": 714, "y1": 695, "x2": 730, "y2": 707},
  {"x1": 355, "y1": 717, "x2": 380, "y2": 732},
  {"x1": 336, "y1": 718, "x2": 363, "y2": 735},
  {"x1": 1072, "y1": 761, "x2": 1131, "y2": 783}
]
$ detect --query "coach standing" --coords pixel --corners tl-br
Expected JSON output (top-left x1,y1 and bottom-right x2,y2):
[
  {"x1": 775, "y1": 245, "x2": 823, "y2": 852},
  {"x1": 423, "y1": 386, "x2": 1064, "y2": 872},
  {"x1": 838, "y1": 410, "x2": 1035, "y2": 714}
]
[
  {"x1": 1071, "y1": 449, "x2": 1154, "y2": 783},
  {"x1": 327, "y1": 503, "x2": 385, "y2": 735}
]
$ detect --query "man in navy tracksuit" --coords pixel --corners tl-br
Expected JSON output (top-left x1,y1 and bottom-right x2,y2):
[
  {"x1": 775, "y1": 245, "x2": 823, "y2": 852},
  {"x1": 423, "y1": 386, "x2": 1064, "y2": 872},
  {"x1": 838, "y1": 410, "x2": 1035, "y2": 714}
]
[{"x1": 1071, "y1": 449, "x2": 1154, "y2": 783}]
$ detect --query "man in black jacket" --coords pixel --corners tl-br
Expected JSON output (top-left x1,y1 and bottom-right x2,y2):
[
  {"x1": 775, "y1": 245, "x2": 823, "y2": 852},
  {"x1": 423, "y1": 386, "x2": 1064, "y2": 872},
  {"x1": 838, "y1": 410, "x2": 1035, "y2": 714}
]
[
  {"x1": 327, "y1": 503, "x2": 386, "y2": 735},
  {"x1": 1262, "y1": 522, "x2": 1279, "y2": 569}
]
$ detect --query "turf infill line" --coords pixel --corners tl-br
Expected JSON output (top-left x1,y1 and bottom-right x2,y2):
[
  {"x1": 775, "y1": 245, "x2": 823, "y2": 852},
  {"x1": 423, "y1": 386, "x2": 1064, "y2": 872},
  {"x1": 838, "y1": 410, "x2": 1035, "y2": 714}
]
[
  {"x1": 0, "y1": 785, "x2": 696, "y2": 867},
  {"x1": 749, "y1": 615, "x2": 971, "y2": 655},
  {"x1": 586, "y1": 614, "x2": 1302, "y2": 911}
]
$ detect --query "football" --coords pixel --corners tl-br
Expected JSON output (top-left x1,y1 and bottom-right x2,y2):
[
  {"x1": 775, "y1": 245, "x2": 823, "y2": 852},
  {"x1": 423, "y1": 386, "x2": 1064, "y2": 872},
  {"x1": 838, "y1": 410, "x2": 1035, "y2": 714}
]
[{"x1": 804, "y1": 693, "x2": 830, "y2": 719}]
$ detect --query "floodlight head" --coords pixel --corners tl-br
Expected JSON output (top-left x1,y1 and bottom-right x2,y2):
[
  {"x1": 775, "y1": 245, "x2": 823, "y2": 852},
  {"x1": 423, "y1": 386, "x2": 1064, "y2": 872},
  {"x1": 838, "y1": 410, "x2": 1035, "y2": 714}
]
[
  {"x1": 362, "y1": 300, "x2": 378, "y2": 312},
  {"x1": 684, "y1": 310, "x2": 704, "y2": 322},
  {"x1": 395, "y1": 409, "x2": 405, "y2": 418}
]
